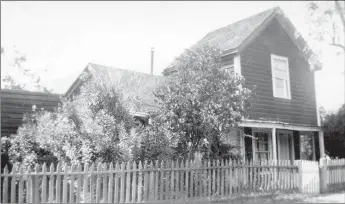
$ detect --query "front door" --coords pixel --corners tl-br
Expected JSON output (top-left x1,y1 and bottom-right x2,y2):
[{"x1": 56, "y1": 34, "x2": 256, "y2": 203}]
[{"x1": 277, "y1": 130, "x2": 294, "y2": 161}]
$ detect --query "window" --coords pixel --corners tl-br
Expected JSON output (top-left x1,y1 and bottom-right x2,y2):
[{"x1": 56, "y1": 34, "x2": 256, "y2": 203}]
[
  {"x1": 277, "y1": 130, "x2": 294, "y2": 161},
  {"x1": 271, "y1": 54, "x2": 291, "y2": 99},
  {"x1": 300, "y1": 132, "x2": 315, "y2": 160},
  {"x1": 221, "y1": 54, "x2": 235, "y2": 75},
  {"x1": 222, "y1": 64, "x2": 234, "y2": 75},
  {"x1": 253, "y1": 132, "x2": 270, "y2": 161}
]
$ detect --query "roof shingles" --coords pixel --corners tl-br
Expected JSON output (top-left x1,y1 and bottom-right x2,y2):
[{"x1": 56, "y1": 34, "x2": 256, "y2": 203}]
[{"x1": 87, "y1": 63, "x2": 164, "y2": 113}]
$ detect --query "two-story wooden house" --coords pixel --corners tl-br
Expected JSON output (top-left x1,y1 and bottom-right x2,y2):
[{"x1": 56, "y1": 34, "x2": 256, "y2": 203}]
[
  {"x1": 66, "y1": 7, "x2": 324, "y2": 162},
  {"x1": 164, "y1": 6, "x2": 325, "y2": 162}
]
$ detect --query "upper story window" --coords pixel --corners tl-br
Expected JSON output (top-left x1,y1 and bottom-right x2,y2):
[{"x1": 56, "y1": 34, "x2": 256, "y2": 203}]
[
  {"x1": 222, "y1": 64, "x2": 234, "y2": 75},
  {"x1": 271, "y1": 54, "x2": 291, "y2": 99},
  {"x1": 221, "y1": 54, "x2": 235, "y2": 75}
]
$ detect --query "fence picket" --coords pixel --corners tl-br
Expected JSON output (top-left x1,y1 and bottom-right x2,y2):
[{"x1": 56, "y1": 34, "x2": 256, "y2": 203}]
[
  {"x1": 26, "y1": 166, "x2": 32, "y2": 203},
  {"x1": 179, "y1": 160, "x2": 184, "y2": 199},
  {"x1": 90, "y1": 163, "x2": 95, "y2": 203},
  {"x1": 185, "y1": 160, "x2": 189, "y2": 200},
  {"x1": 83, "y1": 163, "x2": 89, "y2": 203},
  {"x1": 137, "y1": 161, "x2": 142, "y2": 203},
  {"x1": 203, "y1": 160, "x2": 207, "y2": 197},
  {"x1": 41, "y1": 164, "x2": 47, "y2": 203},
  {"x1": 18, "y1": 166, "x2": 24, "y2": 204},
  {"x1": 224, "y1": 160, "x2": 228, "y2": 196},
  {"x1": 126, "y1": 161, "x2": 131, "y2": 203},
  {"x1": 103, "y1": 163, "x2": 108, "y2": 203},
  {"x1": 159, "y1": 161, "x2": 164, "y2": 200},
  {"x1": 143, "y1": 161, "x2": 148, "y2": 201},
  {"x1": 155, "y1": 160, "x2": 159, "y2": 200},
  {"x1": 120, "y1": 162, "x2": 125, "y2": 203},
  {"x1": 33, "y1": 164, "x2": 40, "y2": 203},
  {"x1": 149, "y1": 161, "x2": 155, "y2": 201},
  {"x1": 76, "y1": 164, "x2": 82, "y2": 203},
  {"x1": 171, "y1": 160, "x2": 175, "y2": 199},
  {"x1": 108, "y1": 163, "x2": 114, "y2": 203},
  {"x1": 131, "y1": 161, "x2": 137, "y2": 203},
  {"x1": 2, "y1": 166, "x2": 9, "y2": 204},
  {"x1": 62, "y1": 164, "x2": 68, "y2": 203},
  {"x1": 217, "y1": 160, "x2": 220, "y2": 196},
  {"x1": 70, "y1": 164, "x2": 75, "y2": 203},
  {"x1": 175, "y1": 160, "x2": 180, "y2": 199},
  {"x1": 229, "y1": 160, "x2": 233, "y2": 195},
  {"x1": 196, "y1": 160, "x2": 200, "y2": 197},
  {"x1": 166, "y1": 161, "x2": 170, "y2": 200},
  {"x1": 189, "y1": 160, "x2": 194, "y2": 198},
  {"x1": 95, "y1": 163, "x2": 102, "y2": 203},
  {"x1": 207, "y1": 160, "x2": 211, "y2": 197},
  {"x1": 10, "y1": 165, "x2": 17, "y2": 203},
  {"x1": 221, "y1": 160, "x2": 225, "y2": 196},
  {"x1": 114, "y1": 162, "x2": 120, "y2": 203}
]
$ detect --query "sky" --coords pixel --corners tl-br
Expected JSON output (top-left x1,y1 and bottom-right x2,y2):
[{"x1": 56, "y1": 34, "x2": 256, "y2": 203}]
[{"x1": 1, "y1": 1, "x2": 344, "y2": 112}]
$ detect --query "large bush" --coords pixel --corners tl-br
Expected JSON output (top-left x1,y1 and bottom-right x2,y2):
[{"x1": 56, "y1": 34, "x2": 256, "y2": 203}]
[
  {"x1": 8, "y1": 74, "x2": 140, "y2": 167},
  {"x1": 7, "y1": 44, "x2": 255, "y2": 166},
  {"x1": 152, "y1": 44, "x2": 254, "y2": 160}
]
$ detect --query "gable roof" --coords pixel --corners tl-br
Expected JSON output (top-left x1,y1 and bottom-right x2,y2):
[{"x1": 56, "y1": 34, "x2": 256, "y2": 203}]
[
  {"x1": 165, "y1": 6, "x2": 321, "y2": 73},
  {"x1": 65, "y1": 63, "x2": 164, "y2": 116}
]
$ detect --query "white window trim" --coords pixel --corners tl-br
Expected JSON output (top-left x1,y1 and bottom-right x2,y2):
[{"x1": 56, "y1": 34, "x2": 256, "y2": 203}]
[
  {"x1": 234, "y1": 54, "x2": 241, "y2": 76},
  {"x1": 276, "y1": 129, "x2": 295, "y2": 161},
  {"x1": 271, "y1": 54, "x2": 291, "y2": 99},
  {"x1": 252, "y1": 129, "x2": 272, "y2": 161}
]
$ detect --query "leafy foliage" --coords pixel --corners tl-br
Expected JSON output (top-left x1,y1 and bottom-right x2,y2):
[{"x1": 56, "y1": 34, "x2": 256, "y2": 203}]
[
  {"x1": 6, "y1": 44, "x2": 254, "y2": 166},
  {"x1": 1, "y1": 47, "x2": 52, "y2": 92},
  {"x1": 306, "y1": 1, "x2": 345, "y2": 52},
  {"x1": 322, "y1": 104, "x2": 345, "y2": 158},
  {"x1": 8, "y1": 75, "x2": 138, "y2": 167},
  {"x1": 152, "y1": 44, "x2": 254, "y2": 160}
]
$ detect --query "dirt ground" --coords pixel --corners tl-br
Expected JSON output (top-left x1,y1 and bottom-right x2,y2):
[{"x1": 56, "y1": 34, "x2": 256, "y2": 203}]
[
  {"x1": 301, "y1": 192, "x2": 345, "y2": 203},
  {"x1": 160, "y1": 191, "x2": 345, "y2": 203}
]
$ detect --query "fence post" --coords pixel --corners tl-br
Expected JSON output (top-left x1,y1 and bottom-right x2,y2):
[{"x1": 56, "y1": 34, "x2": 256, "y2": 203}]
[
  {"x1": 296, "y1": 160, "x2": 303, "y2": 193},
  {"x1": 319, "y1": 158, "x2": 328, "y2": 193}
]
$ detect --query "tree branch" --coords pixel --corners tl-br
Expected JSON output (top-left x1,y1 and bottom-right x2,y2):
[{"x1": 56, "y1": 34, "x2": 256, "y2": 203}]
[
  {"x1": 330, "y1": 42, "x2": 345, "y2": 51},
  {"x1": 335, "y1": 0, "x2": 345, "y2": 27}
]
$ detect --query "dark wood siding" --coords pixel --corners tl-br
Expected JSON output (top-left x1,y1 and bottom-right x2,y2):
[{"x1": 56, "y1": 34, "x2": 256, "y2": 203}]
[
  {"x1": 1, "y1": 89, "x2": 61, "y2": 136},
  {"x1": 221, "y1": 54, "x2": 235, "y2": 67},
  {"x1": 241, "y1": 18, "x2": 317, "y2": 126}
]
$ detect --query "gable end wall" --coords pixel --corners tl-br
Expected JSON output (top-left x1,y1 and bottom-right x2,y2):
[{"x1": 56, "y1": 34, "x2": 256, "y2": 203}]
[{"x1": 241, "y1": 18, "x2": 317, "y2": 126}]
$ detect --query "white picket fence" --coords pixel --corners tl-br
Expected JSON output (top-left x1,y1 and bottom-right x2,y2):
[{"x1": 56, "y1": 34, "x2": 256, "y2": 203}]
[
  {"x1": 1, "y1": 159, "x2": 300, "y2": 203},
  {"x1": 320, "y1": 158, "x2": 345, "y2": 193}
]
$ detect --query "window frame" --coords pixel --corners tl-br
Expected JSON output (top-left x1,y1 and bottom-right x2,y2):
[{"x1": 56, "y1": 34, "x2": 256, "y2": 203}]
[
  {"x1": 276, "y1": 129, "x2": 295, "y2": 161},
  {"x1": 222, "y1": 64, "x2": 235, "y2": 75},
  {"x1": 252, "y1": 129, "x2": 272, "y2": 162},
  {"x1": 270, "y1": 54, "x2": 291, "y2": 99}
]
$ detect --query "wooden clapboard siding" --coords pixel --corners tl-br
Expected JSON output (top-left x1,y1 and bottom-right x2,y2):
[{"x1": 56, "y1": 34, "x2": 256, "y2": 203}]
[
  {"x1": 1, "y1": 89, "x2": 61, "y2": 136},
  {"x1": 241, "y1": 18, "x2": 317, "y2": 126}
]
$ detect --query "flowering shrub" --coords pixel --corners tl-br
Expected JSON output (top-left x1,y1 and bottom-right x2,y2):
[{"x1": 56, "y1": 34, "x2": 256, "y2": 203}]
[{"x1": 8, "y1": 75, "x2": 139, "y2": 167}]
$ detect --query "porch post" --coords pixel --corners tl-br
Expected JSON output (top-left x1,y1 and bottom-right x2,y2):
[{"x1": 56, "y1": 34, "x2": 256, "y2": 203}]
[
  {"x1": 318, "y1": 131, "x2": 325, "y2": 158},
  {"x1": 271, "y1": 128, "x2": 277, "y2": 160}
]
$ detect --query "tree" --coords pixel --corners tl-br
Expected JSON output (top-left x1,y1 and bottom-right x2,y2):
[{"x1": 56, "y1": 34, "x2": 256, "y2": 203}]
[
  {"x1": 306, "y1": 1, "x2": 345, "y2": 102},
  {"x1": 152, "y1": 44, "x2": 254, "y2": 160},
  {"x1": 1, "y1": 46, "x2": 52, "y2": 92},
  {"x1": 322, "y1": 104, "x2": 345, "y2": 158},
  {"x1": 8, "y1": 73, "x2": 139, "y2": 167}
]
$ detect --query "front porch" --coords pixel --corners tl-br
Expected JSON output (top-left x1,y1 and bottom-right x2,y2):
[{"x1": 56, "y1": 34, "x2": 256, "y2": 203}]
[{"x1": 237, "y1": 121, "x2": 325, "y2": 162}]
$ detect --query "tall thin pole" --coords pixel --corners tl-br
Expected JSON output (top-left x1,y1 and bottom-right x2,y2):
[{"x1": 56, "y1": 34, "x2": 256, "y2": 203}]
[{"x1": 151, "y1": 47, "x2": 154, "y2": 75}]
